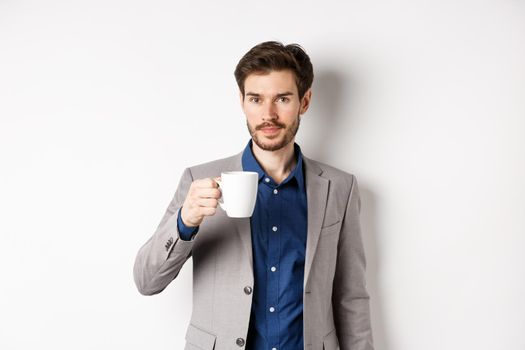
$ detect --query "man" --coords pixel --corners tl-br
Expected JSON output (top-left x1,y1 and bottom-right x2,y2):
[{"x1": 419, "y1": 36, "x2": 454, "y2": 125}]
[{"x1": 133, "y1": 41, "x2": 374, "y2": 350}]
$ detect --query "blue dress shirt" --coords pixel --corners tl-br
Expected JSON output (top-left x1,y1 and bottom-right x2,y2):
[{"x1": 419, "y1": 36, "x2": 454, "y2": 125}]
[{"x1": 178, "y1": 139, "x2": 308, "y2": 350}]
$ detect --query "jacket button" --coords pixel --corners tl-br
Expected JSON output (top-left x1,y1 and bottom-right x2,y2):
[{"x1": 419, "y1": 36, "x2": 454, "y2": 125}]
[
  {"x1": 236, "y1": 337, "x2": 245, "y2": 347},
  {"x1": 243, "y1": 286, "x2": 252, "y2": 295}
]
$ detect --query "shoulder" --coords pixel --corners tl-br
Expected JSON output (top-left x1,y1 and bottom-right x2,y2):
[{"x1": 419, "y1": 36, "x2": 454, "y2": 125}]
[
  {"x1": 303, "y1": 155, "x2": 361, "y2": 216},
  {"x1": 303, "y1": 156, "x2": 357, "y2": 191}
]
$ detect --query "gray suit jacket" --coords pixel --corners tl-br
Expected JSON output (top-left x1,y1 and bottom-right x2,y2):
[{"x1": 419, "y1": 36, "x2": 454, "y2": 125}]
[{"x1": 133, "y1": 150, "x2": 374, "y2": 350}]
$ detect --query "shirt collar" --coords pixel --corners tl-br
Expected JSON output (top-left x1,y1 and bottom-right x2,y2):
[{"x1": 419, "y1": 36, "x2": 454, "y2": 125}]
[{"x1": 241, "y1": 139, "x2": 304, "y2": 189}]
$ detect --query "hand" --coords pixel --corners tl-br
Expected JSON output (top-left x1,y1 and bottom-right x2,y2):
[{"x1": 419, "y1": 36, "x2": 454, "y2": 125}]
[{"x1": 180, "y1": 177, "x2": 222, "y2": 227}]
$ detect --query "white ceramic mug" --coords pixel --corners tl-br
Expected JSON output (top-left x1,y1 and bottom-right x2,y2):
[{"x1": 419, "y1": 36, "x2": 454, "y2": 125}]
[{"x1": 214, "y1": 171, "x2": 258, "y2": 218}]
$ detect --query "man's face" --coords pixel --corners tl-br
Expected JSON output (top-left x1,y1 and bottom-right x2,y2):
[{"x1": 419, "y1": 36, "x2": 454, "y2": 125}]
[{"x1": 240, "y1": 70, "x2": 311, "y2": 152}]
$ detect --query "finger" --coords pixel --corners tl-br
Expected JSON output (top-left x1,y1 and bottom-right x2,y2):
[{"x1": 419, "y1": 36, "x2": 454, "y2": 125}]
[
  {"x1": 194, "y1": 178, "x2": 219, "y2": 188},
  {"x1": 199, "y1": 207, "x2": 216, "y2": 216},
  {"x1": 210, "y1": 177, "x2": 220, "y2": 188},
  {"x1": 195, "y1": 188, "x2": 221, "y2": 199},
  {"x1": 196, "y1": 198, "x2": 218, "y2": 208}
]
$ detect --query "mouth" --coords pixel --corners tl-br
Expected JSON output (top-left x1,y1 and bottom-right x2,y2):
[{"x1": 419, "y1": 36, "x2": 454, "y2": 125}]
[{"x1": 260, "y1": 126, "x2": 281, "y2": 135}]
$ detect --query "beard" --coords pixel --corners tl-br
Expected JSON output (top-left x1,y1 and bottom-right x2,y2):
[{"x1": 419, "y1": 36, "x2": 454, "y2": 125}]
[{"x1": 247, "y1": 114, "x2": 301, "y2": 152}]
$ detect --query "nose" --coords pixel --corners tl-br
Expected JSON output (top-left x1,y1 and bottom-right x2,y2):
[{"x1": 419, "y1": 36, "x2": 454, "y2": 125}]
[{"x1": 261, "y1": 100, "x2": 278, "y2": 121}]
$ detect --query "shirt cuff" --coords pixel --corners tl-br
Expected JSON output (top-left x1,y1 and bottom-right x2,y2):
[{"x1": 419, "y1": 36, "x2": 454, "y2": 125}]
[{"x1": 177, "y1": 208, "x2": 199, "y2": 241}]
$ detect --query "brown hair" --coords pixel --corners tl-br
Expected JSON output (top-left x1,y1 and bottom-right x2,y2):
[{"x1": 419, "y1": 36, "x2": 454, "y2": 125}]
[{"x1": 234, "y1": 41, "x2": 314, "y2": 100}]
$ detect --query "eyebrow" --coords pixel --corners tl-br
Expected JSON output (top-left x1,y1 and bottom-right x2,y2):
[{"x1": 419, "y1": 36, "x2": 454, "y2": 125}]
[{"x1": 245, "y1": 91, "x2": 295, "y2": 98}]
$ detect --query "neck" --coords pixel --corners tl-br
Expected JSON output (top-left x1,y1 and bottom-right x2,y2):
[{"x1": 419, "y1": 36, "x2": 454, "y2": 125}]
[{"x1": 251, "y1": 140, "x2": 296, "y2": 185}]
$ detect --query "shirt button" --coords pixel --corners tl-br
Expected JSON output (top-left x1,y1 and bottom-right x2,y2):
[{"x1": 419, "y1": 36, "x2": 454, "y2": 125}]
[
  {"x1": 269, "y1": 306, "x2": 275, "y2": 312},
  {"x1": 265, "y1": 178, "x2": 270, "y2": 183},
  {"x1": 271, "y1": 266, "x2": 276, "y2": 272},
  {"x1": 273, "y1": 189, "x2": 278, "y2": 194},
  {"x1": 236, "y1": 338, "x2": 245, "y2": 347},
  {"x1": 272, "y1": 226, "x2": 278, "y2": 232},
  {"x1": 243, "y1": 286, "x2": 252, "y2": 294}
]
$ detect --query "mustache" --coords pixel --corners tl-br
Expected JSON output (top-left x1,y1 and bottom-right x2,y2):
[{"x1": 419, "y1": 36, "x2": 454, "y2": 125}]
[{"x1": 256, "y1": 122, "x2": 285, "y2": 130}]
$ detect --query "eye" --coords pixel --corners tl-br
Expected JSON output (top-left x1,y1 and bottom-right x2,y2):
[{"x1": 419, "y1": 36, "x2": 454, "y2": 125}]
[
  {"x1": 248, "y1": 97, "x2": 260, "y2": 103},
  {"x1": 277, "y1": 96, "x2": 290, "y2": 103}
]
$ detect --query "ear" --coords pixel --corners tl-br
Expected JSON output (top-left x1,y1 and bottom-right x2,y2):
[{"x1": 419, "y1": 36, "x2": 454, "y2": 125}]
[{"x1": 299, "y1": 88, "x2": 312, "y2": 115}]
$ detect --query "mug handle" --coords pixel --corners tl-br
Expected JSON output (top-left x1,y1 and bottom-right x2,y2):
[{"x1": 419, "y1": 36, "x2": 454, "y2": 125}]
[{"x1": 213, "y1": 177, "x2": 226, "y2": 212}]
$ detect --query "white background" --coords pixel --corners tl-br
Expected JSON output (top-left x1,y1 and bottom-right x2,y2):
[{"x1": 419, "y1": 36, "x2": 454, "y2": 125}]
[{"x1": 1, "y1": 0, "x2": 524, "y2": 349}]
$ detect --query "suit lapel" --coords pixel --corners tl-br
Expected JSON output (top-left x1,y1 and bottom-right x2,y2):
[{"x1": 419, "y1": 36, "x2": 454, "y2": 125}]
[
  {"x1": 228, "y1": 151, "x2": 254, "y2": 273},
  {"x1": 235, "y1": 216, "x2": 253, "y2": 273},
  {"x1": 302, "y1": 156, "x2": 329, "y2": 290},
  {"x1": 225, "y1": 150, "x2": 329, "y2": 285}
]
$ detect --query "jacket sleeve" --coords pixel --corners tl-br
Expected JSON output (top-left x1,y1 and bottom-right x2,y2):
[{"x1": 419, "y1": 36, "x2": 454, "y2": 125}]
[
  {"x1": 332, "y1": 175, "x2": 374, "y2": 350},
  {"x1": 133, "y1": 167, "x2": 196, "y2": 295}
]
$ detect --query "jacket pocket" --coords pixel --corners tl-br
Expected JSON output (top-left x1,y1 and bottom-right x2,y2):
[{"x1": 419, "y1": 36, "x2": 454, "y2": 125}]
[
  {"x1": 321, "y1": 218, "x2": 341, "y2": 229},
  {"x1": 320, "y1": 220, "x2": 341, "y2": 236},
  {"x1": 323, "y1": 328, "x2": 340, "y2": 350},
  {"x1": 185, "y1": 323, "x2": 217, "y2": 350}
]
